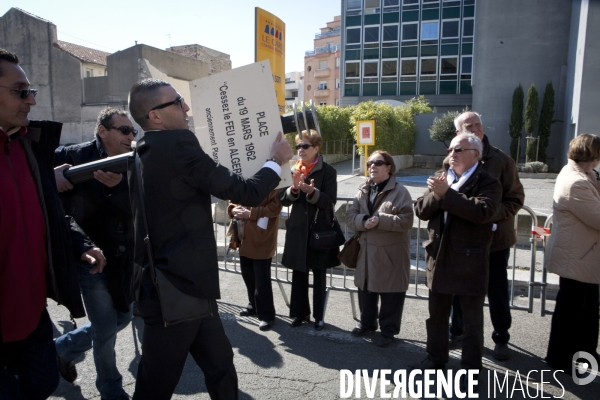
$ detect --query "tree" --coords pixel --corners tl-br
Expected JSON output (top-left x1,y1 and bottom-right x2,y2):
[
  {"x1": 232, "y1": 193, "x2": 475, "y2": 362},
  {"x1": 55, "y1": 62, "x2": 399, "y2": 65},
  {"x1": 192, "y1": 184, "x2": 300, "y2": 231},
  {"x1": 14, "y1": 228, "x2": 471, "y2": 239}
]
[
  {"x1": 524, "y1": 83, "x2": 539, "y2": 162},
  {"x1": 508, "y1": 84, "x2": 524, "y2": 162},
  {"x1": 537, "y1": 82, "x2": 555, "y2": 163},
  {"x1": 429, "y1": 110, "x2": 461, "y2": 147}
]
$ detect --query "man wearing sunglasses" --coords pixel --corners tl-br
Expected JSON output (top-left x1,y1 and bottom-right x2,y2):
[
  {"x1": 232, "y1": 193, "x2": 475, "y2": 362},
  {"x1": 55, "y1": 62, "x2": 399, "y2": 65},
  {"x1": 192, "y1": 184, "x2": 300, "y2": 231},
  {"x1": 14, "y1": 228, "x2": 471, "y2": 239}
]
[
  {"x1": 0, "y1": 48, "x2": 106, "y2": 399},
  {"x1": 52, "y1": 108, "x2": 136, "y2": 400},
  {"x1": 127, "y1": 78, "x2": 293, "y2": 399},
  {"x1": 448, "y1": 111, "x2": 525, "y2": 362}
]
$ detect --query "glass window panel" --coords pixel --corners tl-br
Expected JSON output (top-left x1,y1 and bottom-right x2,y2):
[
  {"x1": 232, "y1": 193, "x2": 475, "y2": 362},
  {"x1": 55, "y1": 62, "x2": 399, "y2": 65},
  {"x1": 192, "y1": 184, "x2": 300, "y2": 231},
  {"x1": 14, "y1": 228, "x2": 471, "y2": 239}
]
[
  {"x1": 345, "y1": 49, "x2": 361, "y2": 60},
  {"x1": 461, "y1": 56, "x2": 472, "y2": 74},
  {"x1": 363, "y1": 48, "x2": 380, "y2": 59},
  {"x1": 347, "y1": 28, "x2": 361, "y2": 43},
  {"x1": 345, "y1": 84, "x2": 360, "y2": 96},
  {"x1": 381, "y1": 82, "x2": 397, "y2": 96},
  {"x1": 401, "y1": 59, "x2": 417, "y2": 76},
  {"x1": 364, "y1": 26, "x2": 380, "y2": 43},
  {"x1": 439, "y1": 80, "x2": 457, "y2": 94},
  {"x1": 364, "y1": 62, "x2": 379, "y2": 77},
  {"x1": 402, "y1": 10, "x2": 419, "y2": 21},
  {"x1": 463, "y1": 5, "x2": 475, "y2": 17},
  {"x1": 382, "y1": 47, "x2": 399, "y2": 58},
  {"x1": 421, "y1": 59, "x2": 437, "y2": 75},
  {"x1": 421, "y1": 45, "x2": 438, "y2": 56},
  {"x1": 402, "y1": 23, "x2": 418, "y2": 41},
  {"x1": 463, "y1": 19, "x2": 474, "y2": 37},
  {"x1": 440, "y1": 57, "x2": 457, "y2": 74},
  {"x1": 422, "y1": 8, "x2": 440, "y2": 20},
  {"x1": 460, "y1": 80, "x2": 473, "y2": 94},
  {"x1": 420, "y1": 81, "x2": 437, "y2": 95},
  {"x1": 365, "y1": 14, "x2": 381, "y2": 24},
  {"x1": 442, "y1": 6, "x2": 460, "y2": 19},
  {"x1": 365, "y1": 0, "x2": 380, "y2": 8},
  {"x1": 401, "y1": 46, "x2": 418, "y2": 57},
  {"x1": 421, "y1": 22, "x2": 439, "y2": 40},
  {"x1": 400, "y1": 82, "x2": 417, "y2": 95},
  {"x1": 440, "y1": 44, "x2": 459, "y2": 55},
  {"x1": 383, "y1": 25, "x2": 399, "y2": 41},
  {"x1": 346, "y1": 62, "x2": 361, "y2": 78},
  {"x1": 346, "y1": 16, "x2": 362, "y2": 26},
  {"x1": 363, "y1": 83, "x2": 379, "y2": 96},
  {"x1": 462, "y1": 43, "x2": 473, "y2": 55},
  {"x1": 442, "y1": 20, "x2": 459, "y2": 38},
  {"x1": 384, "y1": 0, "x2": 399, "y2": 5},
  {"x1": 347, "y1": 0, "x2": 361, "y2": 9},
  {"x1": 382, "y1": 12, "x2": 400, "y2": 23},
  {"x1": 403, "y1": 0, "x2": 419, "y2": 4},
  {"x1": 382, "y1": 60, "x2": 397, "y2": 76}
]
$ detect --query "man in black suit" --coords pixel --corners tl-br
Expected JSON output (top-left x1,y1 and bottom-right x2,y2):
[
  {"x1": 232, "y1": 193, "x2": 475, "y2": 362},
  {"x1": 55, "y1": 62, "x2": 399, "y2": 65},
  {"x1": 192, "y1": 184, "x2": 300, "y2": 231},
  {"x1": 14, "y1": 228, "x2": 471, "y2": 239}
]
[{"x1": 127, "y1": 78, "x2": 293, "y2": 399}]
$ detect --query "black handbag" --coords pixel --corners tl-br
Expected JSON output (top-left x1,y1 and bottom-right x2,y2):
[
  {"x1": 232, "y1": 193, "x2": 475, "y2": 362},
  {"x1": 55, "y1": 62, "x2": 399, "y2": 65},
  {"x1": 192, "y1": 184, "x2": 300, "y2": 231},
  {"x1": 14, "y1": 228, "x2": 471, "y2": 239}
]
[
  {"x1": 308, "y1": 208, "x2": 346, "y2": 251},
  {"x1": 134, "y1": 151, "x2": 212, "y2": 327},
  {"x1": 337, "y1": 233, "x2": 361, "y2": 269}
]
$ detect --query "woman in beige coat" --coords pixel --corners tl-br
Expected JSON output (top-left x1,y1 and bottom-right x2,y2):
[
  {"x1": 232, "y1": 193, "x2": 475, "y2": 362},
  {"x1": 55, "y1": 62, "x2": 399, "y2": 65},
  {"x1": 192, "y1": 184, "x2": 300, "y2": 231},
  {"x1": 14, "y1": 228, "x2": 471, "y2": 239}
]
[
  {"x1": 544, "y1": 134, "x2": 600, "y2": 372},
  {"x1": 346, "y1": 151, "x2": 414, "y2": 347}
]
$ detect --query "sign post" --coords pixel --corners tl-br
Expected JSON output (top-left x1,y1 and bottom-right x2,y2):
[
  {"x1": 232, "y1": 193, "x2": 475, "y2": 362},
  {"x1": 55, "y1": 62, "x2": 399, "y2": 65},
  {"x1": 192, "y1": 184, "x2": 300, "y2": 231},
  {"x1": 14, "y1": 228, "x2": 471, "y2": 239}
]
[{"x1": 356, "y1": 120, "x2": 376, "y2": 177}]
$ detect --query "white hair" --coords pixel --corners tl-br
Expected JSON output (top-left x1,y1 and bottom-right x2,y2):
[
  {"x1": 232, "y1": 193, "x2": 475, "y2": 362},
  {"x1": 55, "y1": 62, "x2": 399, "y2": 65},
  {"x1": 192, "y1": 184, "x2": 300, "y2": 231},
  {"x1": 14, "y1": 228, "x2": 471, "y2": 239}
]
[
  {"x1": 453, "y1": 133, "x2": 483, "y2": 160},
  {"x1": 454, "y1": 111, "x2": 483, "y2": 131}
]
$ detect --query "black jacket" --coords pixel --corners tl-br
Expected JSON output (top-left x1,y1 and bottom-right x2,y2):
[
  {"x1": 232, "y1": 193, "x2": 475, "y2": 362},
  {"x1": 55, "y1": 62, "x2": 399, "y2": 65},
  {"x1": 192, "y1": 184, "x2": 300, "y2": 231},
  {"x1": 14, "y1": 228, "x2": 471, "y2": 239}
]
[
  {"x1": 20, "y1": 121, "x2": 94, "y2": 318},
  {"x1": 55, "y1": 139, "x2": 133, "y2": 313},
  {"x1": 128, "y1": 129, "x2": 280, "y2": 300}
]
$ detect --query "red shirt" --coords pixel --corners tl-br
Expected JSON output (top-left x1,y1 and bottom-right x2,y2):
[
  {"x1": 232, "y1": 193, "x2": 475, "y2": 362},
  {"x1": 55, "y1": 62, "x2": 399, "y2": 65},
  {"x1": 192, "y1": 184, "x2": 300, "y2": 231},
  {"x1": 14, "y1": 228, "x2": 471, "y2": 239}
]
[{"x1": 0, "y1": 127, "x2": 48, "y2": 342}]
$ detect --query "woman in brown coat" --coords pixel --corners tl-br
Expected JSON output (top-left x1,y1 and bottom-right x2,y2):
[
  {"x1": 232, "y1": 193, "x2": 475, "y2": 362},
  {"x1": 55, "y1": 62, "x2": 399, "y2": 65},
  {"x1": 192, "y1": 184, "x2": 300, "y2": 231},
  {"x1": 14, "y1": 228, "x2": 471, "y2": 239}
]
[
  {"x1": 346, "y1": 151, "x2": 414, "y2": 347},
  {"x1": 228, "y1": 190, "x2": 282, "y2": 331}
]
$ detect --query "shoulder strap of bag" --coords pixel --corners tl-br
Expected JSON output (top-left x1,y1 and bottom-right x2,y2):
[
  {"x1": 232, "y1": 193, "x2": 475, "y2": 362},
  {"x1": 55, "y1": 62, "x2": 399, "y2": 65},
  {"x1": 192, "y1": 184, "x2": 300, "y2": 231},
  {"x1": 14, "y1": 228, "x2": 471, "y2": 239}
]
[{"x1": 134, "y1": 150, "x2": 158, "y2": 286}]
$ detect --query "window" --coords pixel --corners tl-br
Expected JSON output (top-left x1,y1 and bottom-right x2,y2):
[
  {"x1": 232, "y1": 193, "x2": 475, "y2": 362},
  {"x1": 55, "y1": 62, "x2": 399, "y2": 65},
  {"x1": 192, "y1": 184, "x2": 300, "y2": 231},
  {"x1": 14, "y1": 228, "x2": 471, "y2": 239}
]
[
  {"x1": 336, "y1": 57, "x2": 340, "y2": 68},
  {"x1": 320, "y1": 102, "x2": 327, "y2": 106},
  {"x1": 363, "y1": 61, "x2": 379, "y2": 77},
  {"x1": 440, "y1": 57, "x2": 458, "y2": 74},
  {"x1": 402, "y1": 23, "x2": 418, "y2": 41},
  {"x1": 292, "y1": 90, "x2": 298, "y2": 97},
  {"x1": 403, "y1": 0, "x2": 418, "y2": 4},
  {"x1": 383, "y1": 25, "x2": 398, "y2": 42},
  {"x1": 347, "y1": 28, "x2": 361, "y2": 44},
  {"x1": 381, "y1": 60, "x2": 397, "y2": 76},
  {"x1": 384, "y1": 0, "x2": 399, "y2": 5},
  {"x1": 85, "y1": 68, "x2": 93, "y2": 77},
  {"x1": 401, "y1": 59, "x2": 417, "y2": 76},
  {"x1": 461, "y1": 56, "x2": 472, "y2": 74},
  {"x1": 319, "y1": 60, "x2": 328, "y2": 69},
  {"x1": 318, "y1": 81, "x2": 328, "y2": 90},
  {"x1": 336, "y1": 99, "x2": 340, "y2": 106},
  {"x1": 421, "y1": 21, "x2": 439, "y2": 40},
  {"x1": 420, "y1": 58, "x2": 437, "y2": 76},
  {"x1": 346, "y1": 62, "x2": 361, "y2": 78},
  {"x1": 463, "y1": 18, "x2": 474, "y2": 37},
  {"x1": 336, "y1": 79, "x2": 340, "y2": 88},
  {"x1": 365, "y1": 0, "x2": 380, "y2": 7},
  {"x1": 442, "y1": 20, "x2": 459, "y2": 38},
  {"x1": 364, "y1": 26, "x2": 379, "y2": 43},
  {"x1": 347, "y1": 0, "x2": 361, "y2": 9}
]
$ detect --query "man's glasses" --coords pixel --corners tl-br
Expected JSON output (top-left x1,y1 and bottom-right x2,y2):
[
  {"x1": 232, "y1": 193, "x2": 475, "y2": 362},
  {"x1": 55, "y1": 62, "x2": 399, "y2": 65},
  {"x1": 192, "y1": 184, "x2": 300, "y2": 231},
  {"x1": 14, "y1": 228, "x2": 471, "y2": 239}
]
[
  {"x1": 296, "y1": 144, "x2": 313, "y2": 150},
  {"x1": 367, "y1": 160, "x2": 389, "y2": 167},
  {"x1": 447, "y1": 147, "x2": 477, "y2": 154},
  {"x1": 106, "y1": 125, "x2": 138, "y2": 137},
  {"x1": 0, "y1": 85, "x2": 38, "y2": 99},
  {"x1": 146, "y1": 96, "x2": 185, "y2": 118}
]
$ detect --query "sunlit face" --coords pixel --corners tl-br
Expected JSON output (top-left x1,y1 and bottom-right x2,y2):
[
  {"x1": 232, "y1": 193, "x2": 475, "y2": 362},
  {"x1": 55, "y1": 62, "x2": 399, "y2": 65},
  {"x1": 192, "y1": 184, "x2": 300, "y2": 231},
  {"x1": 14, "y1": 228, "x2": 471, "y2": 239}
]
[
  {"x1": 297, "y1": 138, "x2": 319, "y2": 164},
  {"x1": 0, "y1": 61, "x2": 36, "y2": 132},
  {"x1": 147, "y1": 85, "x2": 190, "y2": 131},
  {"x1": 368, "y1": 153, "x2": 391, "y2": 184},
  {"x1": 97, "y1": 114, "x2": 135, "y2": 156},
  {"x1": 448, "y1": 137, "x2": 479, "y2": 176},
  {"x1": 458, "y1": 113, "x2": 484, "y2": 140}
]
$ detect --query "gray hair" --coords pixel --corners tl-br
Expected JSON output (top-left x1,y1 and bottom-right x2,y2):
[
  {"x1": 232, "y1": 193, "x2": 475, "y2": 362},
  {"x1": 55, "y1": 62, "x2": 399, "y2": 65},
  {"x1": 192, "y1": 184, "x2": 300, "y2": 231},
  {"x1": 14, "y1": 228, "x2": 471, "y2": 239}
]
[
  {"x1": 454, "y1": 111, "x2": 483, "y2": 131},
  {"x1": 454, "y1": 133, "x2": 483, "y2": 160}
]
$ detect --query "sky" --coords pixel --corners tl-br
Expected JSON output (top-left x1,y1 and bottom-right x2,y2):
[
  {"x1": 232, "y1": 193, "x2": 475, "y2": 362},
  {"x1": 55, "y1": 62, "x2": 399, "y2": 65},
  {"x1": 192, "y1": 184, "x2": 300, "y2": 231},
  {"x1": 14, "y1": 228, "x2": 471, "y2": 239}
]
[{"x1": 1, "y1": 1, "x2": 342, "y2": 73}]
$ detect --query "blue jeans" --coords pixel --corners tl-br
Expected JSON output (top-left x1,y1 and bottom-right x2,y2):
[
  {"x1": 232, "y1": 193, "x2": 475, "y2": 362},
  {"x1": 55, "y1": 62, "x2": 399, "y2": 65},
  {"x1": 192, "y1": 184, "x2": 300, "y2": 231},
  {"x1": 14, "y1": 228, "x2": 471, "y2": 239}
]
[{"x1": 55, "y1": 263, "x2": 132, "y2": 399}]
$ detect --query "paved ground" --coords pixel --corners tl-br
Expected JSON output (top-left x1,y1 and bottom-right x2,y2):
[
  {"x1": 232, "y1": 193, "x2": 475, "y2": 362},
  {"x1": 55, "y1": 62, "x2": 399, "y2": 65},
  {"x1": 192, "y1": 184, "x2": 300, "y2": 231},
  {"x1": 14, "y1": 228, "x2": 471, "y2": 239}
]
[{"x1": 49, "y1": 158, "x2": 599, "y2": 399}]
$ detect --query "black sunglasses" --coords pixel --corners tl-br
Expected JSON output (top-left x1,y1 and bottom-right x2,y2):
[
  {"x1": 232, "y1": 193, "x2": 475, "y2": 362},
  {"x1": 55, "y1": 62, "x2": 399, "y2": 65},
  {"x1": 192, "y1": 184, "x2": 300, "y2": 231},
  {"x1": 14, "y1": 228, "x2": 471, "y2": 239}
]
[
  {"x1": 296, "y1": 144, "x2": 313, "y2": 150},
  {"x1": 446, "y1": 147, "x2": 477, "y2": 154},
  {"x1": 0, "y1": 85, "x2": 38, "y2": 99},
  {"x1": 106, "y1": 125, "x2": 138, "y2": 137},
  {"x1": 146, "y1": 96, "x2": 185, "y2": 118},
  {"x1": 367, "y1": 160, "x2": 389, "y2": 167}
]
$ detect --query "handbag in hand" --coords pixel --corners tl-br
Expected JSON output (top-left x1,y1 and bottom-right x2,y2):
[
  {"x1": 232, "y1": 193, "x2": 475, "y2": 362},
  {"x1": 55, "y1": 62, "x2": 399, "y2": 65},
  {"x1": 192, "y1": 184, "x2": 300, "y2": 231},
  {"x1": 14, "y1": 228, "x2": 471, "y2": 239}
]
[
  {"x1": 337, "y1": 233, "x2": 361, "y2": 269},
  {"x1": 308, "y1": 208, "x2": 346, "y2": 251},
  {"x1": 134, "y1": 151, "x2": 212, "y2": 327}
]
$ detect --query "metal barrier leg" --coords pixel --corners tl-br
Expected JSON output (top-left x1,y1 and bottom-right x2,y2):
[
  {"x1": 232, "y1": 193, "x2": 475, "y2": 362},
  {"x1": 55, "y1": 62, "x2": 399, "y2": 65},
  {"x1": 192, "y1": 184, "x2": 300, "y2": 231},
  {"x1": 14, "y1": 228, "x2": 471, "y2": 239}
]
[
  {"x1": 323, "y1": 287, "x2": 331, "y2": 322},
  {"x1": 278, "y1": 281, "x2": 290, "y2": 308},
  {"x1": 349, "y1": 291, "x2": 359, "y2": 322}
]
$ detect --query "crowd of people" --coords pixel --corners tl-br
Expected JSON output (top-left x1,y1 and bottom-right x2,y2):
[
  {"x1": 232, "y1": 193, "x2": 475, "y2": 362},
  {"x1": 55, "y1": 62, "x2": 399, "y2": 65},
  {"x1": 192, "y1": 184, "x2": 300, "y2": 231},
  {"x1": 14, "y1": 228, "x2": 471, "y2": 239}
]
[{"x1": 1, "y1": 46, "x2": 599, "y2": 400}]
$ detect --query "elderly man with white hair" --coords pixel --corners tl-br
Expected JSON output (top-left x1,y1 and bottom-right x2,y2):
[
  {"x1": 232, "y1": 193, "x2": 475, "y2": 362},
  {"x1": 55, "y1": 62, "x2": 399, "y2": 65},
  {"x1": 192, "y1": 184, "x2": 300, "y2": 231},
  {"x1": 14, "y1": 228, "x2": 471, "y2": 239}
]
[
  {"x1": 448, "y1": 112, "x2": 525, "y2": 362},
  {"x1": 414, "y1": 133, "x2": 502, "y2": 389}
]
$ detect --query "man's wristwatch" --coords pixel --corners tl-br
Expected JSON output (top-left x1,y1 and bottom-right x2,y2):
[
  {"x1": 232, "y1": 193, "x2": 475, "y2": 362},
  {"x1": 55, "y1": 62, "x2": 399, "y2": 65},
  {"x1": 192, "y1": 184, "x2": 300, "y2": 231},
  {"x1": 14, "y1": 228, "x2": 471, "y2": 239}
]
[{"x1": 266, "y1": 157, "x2": 281, "y2": 166}]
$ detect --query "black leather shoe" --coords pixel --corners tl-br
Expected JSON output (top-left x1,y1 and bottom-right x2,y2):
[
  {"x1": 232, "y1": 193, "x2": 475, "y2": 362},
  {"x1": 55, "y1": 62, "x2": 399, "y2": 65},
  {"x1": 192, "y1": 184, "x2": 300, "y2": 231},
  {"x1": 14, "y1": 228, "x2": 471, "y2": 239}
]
[
  {"x1": 493, "y1": 343, "x2": 510, "y2": 361},
  {"x1": 239, "y1": 308, "x2": 256, "y2": 317},
  {"x1": 57, "y1": 355, "x2": 77, "y2": 383},
  {"x1": 259, "y1": 320, "x2": 273, "y2": 331},
  {"x1": 290, "y1": 315, "x2": 310, "y2": 328},
  {"x1": 314, "y1": 320, "x2": 324, "y2": 331}
]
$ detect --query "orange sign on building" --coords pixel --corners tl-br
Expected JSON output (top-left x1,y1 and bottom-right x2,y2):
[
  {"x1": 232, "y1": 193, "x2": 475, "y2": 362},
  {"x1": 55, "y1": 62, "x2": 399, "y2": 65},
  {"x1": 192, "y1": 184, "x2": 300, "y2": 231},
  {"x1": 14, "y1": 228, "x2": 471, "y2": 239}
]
[{"x1": 255, "y1": 7, "x2": 285, "y2": 114}]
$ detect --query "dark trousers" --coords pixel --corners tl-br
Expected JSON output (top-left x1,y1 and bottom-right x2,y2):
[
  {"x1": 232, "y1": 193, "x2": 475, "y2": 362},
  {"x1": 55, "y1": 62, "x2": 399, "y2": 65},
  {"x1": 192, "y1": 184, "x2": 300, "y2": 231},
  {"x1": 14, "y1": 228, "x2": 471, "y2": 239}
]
[
  {"x1": 358, "y1": 289, "x2": 406, "y2": 338},
  {"x1": 450, "y1": 248, "x2": 512, "y2": 344},
  {"x1": 290, "y1": 269, "x2": 327, "y2": 321},
  {"x1": 240, "y1": 256, "x2": 275, "y2": 321},
  {"x1": 133, "y1": 292, "x2": 238, "y2": 400},
  {"x1": 0, "y1": 309, "x2": 59, "y2": 400},
  {"x1": 427, "y1": 291, "x2": 485, "y2": 369},
  {"x1": 546, "y1": 277, "x2": 600, "y2": 370}
]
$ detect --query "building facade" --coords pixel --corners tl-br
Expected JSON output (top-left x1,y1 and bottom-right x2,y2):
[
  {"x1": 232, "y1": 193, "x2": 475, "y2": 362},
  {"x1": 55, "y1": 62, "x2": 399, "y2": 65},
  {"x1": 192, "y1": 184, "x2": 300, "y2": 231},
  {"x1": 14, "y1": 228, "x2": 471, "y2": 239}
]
[
  {"x1": 285, "y1": 71, "x2": 304, "y2": 109},
  {"x1": 304, "y1": 16, "x2": 341, "y2": 106}
]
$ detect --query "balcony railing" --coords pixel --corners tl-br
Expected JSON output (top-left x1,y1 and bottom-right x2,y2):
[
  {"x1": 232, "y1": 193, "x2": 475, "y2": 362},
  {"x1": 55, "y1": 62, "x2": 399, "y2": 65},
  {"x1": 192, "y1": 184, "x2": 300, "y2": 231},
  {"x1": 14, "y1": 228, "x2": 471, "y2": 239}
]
[
  {"x1": 314, "y1": 68, "x2": 330, "y2": 78},
  {"x1": 315, "y1": 28, "x2": 340, "y2": 39},
  {"x1": 314, "y1": 89, "x2": 330, "y2": 98},
  {"x1": 305, "y1": 43, "x2": 339, "y2": 57}
]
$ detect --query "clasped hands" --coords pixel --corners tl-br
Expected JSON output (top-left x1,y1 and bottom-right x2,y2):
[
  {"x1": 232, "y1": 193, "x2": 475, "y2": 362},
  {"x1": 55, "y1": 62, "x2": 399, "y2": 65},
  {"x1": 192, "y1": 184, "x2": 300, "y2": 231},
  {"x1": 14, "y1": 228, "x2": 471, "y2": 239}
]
[
  {"x1": 364, "y1": 216, "x2": 379, "y2": 230},
  {"x1": 291, "y1": 170, "x2": 315, "y2": 195},
  {"x1": 427, "y1": 172, "x2": 450, "y2": 201},
  {"x1": 231, "y1": 205, "x2": 250, "y2": 220}
]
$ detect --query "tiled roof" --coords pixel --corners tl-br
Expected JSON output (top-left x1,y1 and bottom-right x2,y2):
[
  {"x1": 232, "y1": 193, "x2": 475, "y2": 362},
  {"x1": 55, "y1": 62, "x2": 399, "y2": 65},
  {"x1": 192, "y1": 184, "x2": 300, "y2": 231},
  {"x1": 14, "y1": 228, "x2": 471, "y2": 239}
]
[{"x1": 54, "y1": 40, "x2": 110, "y2": 66}]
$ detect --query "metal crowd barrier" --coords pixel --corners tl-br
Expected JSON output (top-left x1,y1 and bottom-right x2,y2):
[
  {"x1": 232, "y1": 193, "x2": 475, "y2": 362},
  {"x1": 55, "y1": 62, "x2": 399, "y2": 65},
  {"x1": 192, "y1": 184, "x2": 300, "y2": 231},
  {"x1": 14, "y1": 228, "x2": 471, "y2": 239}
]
[{"x1": 214, "y1": 198, "x2": 554, "y2": 321}]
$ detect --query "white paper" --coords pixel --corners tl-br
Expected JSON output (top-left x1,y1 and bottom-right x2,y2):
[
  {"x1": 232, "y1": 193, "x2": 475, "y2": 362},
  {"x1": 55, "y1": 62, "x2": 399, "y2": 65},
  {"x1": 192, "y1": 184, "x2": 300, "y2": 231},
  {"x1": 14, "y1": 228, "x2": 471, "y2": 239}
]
[{"x1": 257, "y1": 217, "x2": 269, "y2": 230}]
